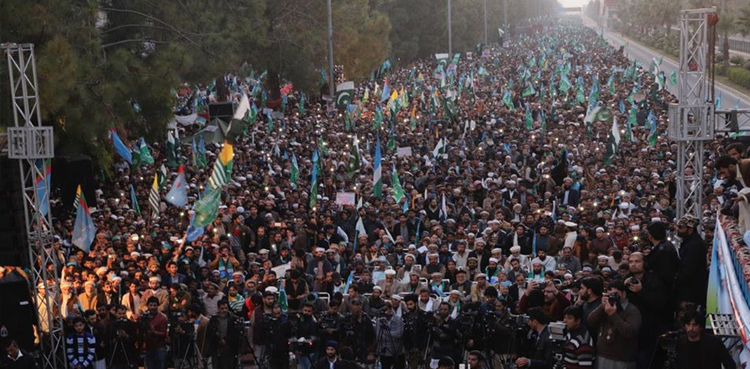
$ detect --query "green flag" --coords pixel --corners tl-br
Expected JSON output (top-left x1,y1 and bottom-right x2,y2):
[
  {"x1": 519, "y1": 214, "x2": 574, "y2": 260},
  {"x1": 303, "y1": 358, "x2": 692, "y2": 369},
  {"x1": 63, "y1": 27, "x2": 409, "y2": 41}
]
[
  {"x1": 346, "y1": 137, "x2": 361, "y2": 179},
  {"x1": 392, "y1": 164, "x2": 405, "y2": 202},
  {"x1": 576, "y1": 86, "x2": 586, "y2": 104},
  {"x1": 318, "y1": 137, "x2": 328, "y2": 156},
  {"x1": 298, "y1": 93, "x2": 306, "y2": 115},
  {"x1": 628, "y1": 106, "x2": 637, "y2": 126},
  {"x1": 603, "y1": 117, "x2": 621, "y2": 166},
  {"x1": 193, "y1": 187, "x2": 221, "y2": 228},
  {"x1": 266, "y1": 114, "x2": 274, "y2": 134},
  {"x1": 336, "y1": 81, "x2": 355, "y2": 110},
  {"x1": 166, "y1": 131, "x2": 178, "y2": 168},
  {"x1": 373, "y1": 106, "x2": 384, "y2": 130},
  {"x1": 669, "y1": 71, "x2": 677, "y2": 86},
  {"x1": 522, "y1": 84, "x2": 536, "y2": 97},
  {"x1": 157, "y1": 164, "x2": 168, "y2": 189},
  {"x1": 290, "y1": 153, "x2": 299, "y2": 189},
  {"x1": 503, "y1": 90, "x2": 515, "y2": 110},
  {"x1": 525, "y1": 104, "x2": 533, "y2": 130},
  {"x1": 584, "y1": 106, "x2": 613, "y2": 126}
]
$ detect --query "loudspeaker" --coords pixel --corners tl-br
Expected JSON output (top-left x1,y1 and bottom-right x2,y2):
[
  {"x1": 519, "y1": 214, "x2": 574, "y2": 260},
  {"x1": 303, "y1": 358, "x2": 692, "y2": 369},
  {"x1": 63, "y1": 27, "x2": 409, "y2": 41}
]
[
  {"x1": 0, "y1": 158, "x2": 27, "y2": 267},
  {"x1": 208, "y1": 102, "x2": 234, "y2": 121},
  {"x1": 0, "y1": 271, "x2": 35, "y2": 352},
  {"x1": 54, "y1": 156, "x2": 95, "y2": 210}
]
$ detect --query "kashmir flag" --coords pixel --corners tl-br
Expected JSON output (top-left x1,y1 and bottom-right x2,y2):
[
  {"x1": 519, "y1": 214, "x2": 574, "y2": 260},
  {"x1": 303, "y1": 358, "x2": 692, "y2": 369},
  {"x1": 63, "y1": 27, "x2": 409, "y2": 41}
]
[
  {"x1": 139, "y1": 138, "x2": 154, "y2": 165},
  {"x1": 166, "y1": 131, "x2": 179, "y2": 168},
  {"x1": 208, "y1": 143, "x2": 234, "y2": 190},
  {"x1": 166, "y1": 165, "x2": 188, "y2": 207},
  {"x1": 149, "y1": 173, "x2": 160, "y2": 219},
  {"x1": 669, "y1": 71, "x2": 677, "y2": 86},
  {"x1": 392, "y1": 164, "x2": 405, "y2": 202},
  {"x1": 603, "y1": 118, "x2": 621, "y2": 166},
  {"x1": 525, "y1": 104, "x2": 533, "y2": 130},
  {"x1": 109, "y1": 128, "x2": 132, "y2": 165},
  {"x1": 72, "y1": 185, "x2": 96, "y2": 252},
  {"x1": 193, "y1": 187, "x2": 221, "y2": 228},
  {"x1": 290, "y1": 153, "x2": 299, "y2": 189},
  {"x1": 502, "y1": 90, "x2": 515, "y2": 110},
  {"x1": 34, "y1": 159, "x2": 52, "y2": 217},
  {"x1": 373, "y1": 136, "x2": 383, "y2": 198}
]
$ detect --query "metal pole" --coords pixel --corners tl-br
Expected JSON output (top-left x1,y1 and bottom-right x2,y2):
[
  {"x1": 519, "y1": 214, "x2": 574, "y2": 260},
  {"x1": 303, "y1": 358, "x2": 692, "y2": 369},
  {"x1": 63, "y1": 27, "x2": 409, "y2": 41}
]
[
  {"x1": 327, "y1": 0, "x2": 335, "y2": 102},
  {"x1": 483, "y1": 0, "x2": 488, "y2": 45},
  {"x1": 503, "y1": 0, "x2": 508, "y2": 36},
  {"x1": 448, "y1": 0, "x2": 452, "y2": 55}
]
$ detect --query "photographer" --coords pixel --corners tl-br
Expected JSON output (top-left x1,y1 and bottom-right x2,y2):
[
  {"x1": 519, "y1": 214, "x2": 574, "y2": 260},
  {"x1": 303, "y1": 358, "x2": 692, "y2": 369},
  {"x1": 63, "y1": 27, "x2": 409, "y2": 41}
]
[
  {"x1": 207, "y1": 300, "x2": 242, "y2": 369},
  {"x1": 588, "y1": 280, "x2": 642, "y2": 369},
  {"x1": 141, "y1": 297, "x2": 168, "y2": 369},
  {"x1": 317, "y1": 299, "x2": 344, "y2": 356},
  {"x1": 562, "y1": 306, "x2": 595, "y2": 369},
  {"x1": 624, "y1": 252, "x2": 667, "y2": 369},
  {"x1": 514, "y1": 307, "x2": 554, "y2": 368},
  {"x1": 265, "y1": 304, "x2": 292, "y2": 369},
  {"x1": 169, "y1": 309, "x2": 196, "y2": 369},
  {"x1": 430, "y1": 302, "x2": 460, "y2": 367},
  {"x1": 343, "y1": 299, "x2": 374, "y2": 364},
  {"x1": 402, "y1": 294, "x2": 430, "y2": 369},
  {"x1": 185, "y1": 304, "x2": 211, "y2": 364},
  {"x1": 252, "y1": 288, "x2": 280, "y2": 361},
  {"x1": 108, "y1": 305, "x2": 138, "y2": 369},
  {"x1": 374, "y1": 303, "x2": 404, "y2": 369},
  {"x1": 293, "y1": 303, "x2": 319, "y2": 369}
]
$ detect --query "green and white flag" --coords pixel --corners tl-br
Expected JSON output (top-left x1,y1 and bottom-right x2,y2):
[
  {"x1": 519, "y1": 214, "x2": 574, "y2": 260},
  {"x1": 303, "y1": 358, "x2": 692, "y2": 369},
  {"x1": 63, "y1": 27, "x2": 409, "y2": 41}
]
[
  {"x1": 603, "y1": 117, "x2": 621, "y2": 166},
  {"x1": 584, "y1": 106, "x2": 613, "y2": 126},
  {"x1": 157, "y1": 164, "x2": 168, "y2": 189},
  {"x1": 346, "y1": 136, "x2": 361, "y2": 179},
  {"x1": 522, "y1": 84, "x2": 536, "y2": 97},
  {"x1": 149, "y1": 173, "x2": 160, "y2": 219},
  {"x1": 290, "y1": 153, "x2": 299, "y2": 189},
  {"x1": 166, "y1": 131, "x2": 178, "y2": 168},
  {"x1": 139, "y1": 138, "x2": 154, "y2": 165},
  {"x1": 392, "y1": 164, "x2": 405, "y2": 202},
  {"x1": 192, "y1": 187, "x2": 221, "y2": 228},
  {"x1": 525, "y1": 104, "x2": 533, "y2": 130},
  {"x1": 336, "y1": 81, "x2": 355, "y2": 110},
  {"x1": 432, "y1": 137, "x2": 445, "y2": 158},
  {"x1": 669, "y1": 71, "x2": 677, "y2": 86}
]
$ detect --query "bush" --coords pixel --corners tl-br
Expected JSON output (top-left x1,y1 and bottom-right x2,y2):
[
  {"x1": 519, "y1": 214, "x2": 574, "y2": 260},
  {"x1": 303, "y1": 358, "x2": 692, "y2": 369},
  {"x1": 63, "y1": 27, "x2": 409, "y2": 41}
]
[
  {"x1": 727, "y1": 67, "x2": 750, "y2": 89},
  {"x1": 715, "y1": 54, "x2": 725, "y2": 63},
  {"x1": 745, "y1": 61, "x2": 750, "y2": 72},
  {"x1": 730, "y1": 55, "x2": 746, "y2": 66},
  {"x1": 715, "y1": 64, "x2": 728, "y2": 76}
]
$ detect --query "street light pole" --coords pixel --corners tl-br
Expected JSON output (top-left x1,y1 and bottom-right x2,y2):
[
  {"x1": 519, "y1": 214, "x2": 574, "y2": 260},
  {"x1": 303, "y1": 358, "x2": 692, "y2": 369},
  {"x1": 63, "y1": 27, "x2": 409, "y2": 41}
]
[
  {"x1": 448, "y1": 0, "x2": 452, "y2": 55},
  {"x1": 327, "y1": 0, "x2": 335, "y2": 103},
  {"x1": 484, "y1": 0, "x2": 488, "y2": 45}
]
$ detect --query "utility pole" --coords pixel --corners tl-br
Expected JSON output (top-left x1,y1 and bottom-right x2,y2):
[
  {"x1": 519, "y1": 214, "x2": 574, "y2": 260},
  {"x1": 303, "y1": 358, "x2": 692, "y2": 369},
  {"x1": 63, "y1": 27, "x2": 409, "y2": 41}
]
[
  {"x1": 503, "y1": 0, "x2": 508, "y2": 36},
  {"x1": 327, "y1": 0, "x2": 335, "y2": 104},
  {"x1": 484, "y1": 0, "x2": 488, "y2": 45},
  {"x1": 448, "y1": 0, "x2": 452, "y2": 55}
]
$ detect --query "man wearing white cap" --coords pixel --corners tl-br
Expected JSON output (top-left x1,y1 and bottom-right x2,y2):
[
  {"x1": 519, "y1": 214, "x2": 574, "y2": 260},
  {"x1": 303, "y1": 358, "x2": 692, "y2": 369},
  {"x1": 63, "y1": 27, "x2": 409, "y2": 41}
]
[
  {"x1": 79, "y1": 281, "x2": 99, "y2": 312},
  {"x1": 505, "y1": 245, "x2": 531, "y2": 271},
  {"x1": 140, "y1": 276, "x2": 169, "y2": 313},
  {"x1": 563, "y1": 221, "x2": 579, "y2": 250}
]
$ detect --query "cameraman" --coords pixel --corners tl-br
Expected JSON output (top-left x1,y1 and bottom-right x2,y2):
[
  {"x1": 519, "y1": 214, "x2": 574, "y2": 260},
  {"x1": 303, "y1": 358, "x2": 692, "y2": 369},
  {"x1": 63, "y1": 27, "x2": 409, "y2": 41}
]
[
  {"x1": 374, "y1": 304, "x2": 404, "y2": 369},
  {"x1": 344, "y1": 299, "x2": 374, "y2": 364},
  {"x1": 108, "y1": 305, "x2": 138, "y2": 369},
  {"x1": 402, "y1": 294, "x2": 430, "y2": 369},
  {"x1": 169, "y1": 309, "x2": 195, "y2": 369},
  {"x1": 207, "y1": 300, "x2": 242, "y2": 369},
  {"x1": 142, "y1": 297, "x2": 168, "y2": 369},
  {"x1": 318, "y1": 299, "x2": 344, "y2": 356},
  {"x1": 293, "y1": 303, "x2": 320, "y2": 369},
  {"x1": 252, "y1": 288, "x2": 279, "y2": 362},
  {"x1": 266, "y1": 304, "x2": 292, "y2": 369},
  {"x1": 514, "y1": 307, "x2": 554, "y2": 368},
  {"x1": 588, "y1": 280, "x2": 641, "y2": 369},
  {"x1": 430, "y1": 302, "x2": 459, "y2": 367},
  {"x1": 624, "y1": 252, "x2": 667, "y2": 369},
  {"x1": 562, "y1": 306, "x2": 595, "y2": 369}
]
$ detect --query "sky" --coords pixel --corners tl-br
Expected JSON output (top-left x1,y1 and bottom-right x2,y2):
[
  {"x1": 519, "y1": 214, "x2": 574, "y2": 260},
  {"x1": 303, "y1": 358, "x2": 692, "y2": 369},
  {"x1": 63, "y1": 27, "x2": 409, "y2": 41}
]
[{"x1": 558, "y1": 0, "x2": 589, "y2": 7}]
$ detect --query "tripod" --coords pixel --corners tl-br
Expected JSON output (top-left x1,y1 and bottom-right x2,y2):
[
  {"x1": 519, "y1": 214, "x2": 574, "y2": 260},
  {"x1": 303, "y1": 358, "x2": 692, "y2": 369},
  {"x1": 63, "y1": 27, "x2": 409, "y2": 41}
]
[
  {"x1": 108, "y1": 338, "x2": 134, "y2": 369},
  {"x1": 175, "y1": 335, "x2": 208, "y2": 369},
  {"x1": 375, "y1": 317, "x2": 399, "y2": 368}
]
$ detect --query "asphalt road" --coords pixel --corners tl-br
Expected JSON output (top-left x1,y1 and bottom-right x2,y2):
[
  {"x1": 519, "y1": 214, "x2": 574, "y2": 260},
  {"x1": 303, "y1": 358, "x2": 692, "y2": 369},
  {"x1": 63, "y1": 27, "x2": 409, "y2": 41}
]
[{"x1": 582, "y1": 17, "x2": 750, "y2": 110}]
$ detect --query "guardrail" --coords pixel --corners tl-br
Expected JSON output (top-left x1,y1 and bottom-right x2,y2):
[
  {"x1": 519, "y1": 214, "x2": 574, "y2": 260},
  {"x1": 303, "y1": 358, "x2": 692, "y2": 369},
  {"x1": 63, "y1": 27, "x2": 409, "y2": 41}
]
[{"x1": 718, "y1": 37, "x2": 750, "y2": 55}]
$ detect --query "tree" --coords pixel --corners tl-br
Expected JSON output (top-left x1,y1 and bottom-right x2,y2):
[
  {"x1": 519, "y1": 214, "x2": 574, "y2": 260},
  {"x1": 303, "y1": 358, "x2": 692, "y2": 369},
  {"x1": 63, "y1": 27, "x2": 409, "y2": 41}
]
[{"x1": 736, "y1": 7, "x2": 750, "y2": 37}]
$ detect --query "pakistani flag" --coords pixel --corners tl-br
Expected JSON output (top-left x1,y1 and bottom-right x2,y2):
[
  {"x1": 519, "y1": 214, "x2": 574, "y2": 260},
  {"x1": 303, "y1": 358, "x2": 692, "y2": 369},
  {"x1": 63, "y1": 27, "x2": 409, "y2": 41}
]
[
  {"x1": 149, "y1": 173, "x2": 160, "y2": 219},
  {"x1": 139, "y1": 138, "x2": 154, "y2": 165},
  {"x1": 432, "y1": 137, "x2": 445, "y2": 158},
  {"x1": 336, "y1": 81, "x2": 355, "y2": 109},
  {"x1": 208, "y1": 143, "x2": 234, "y2": 190},
  {"x1": 392, "y1": 164, "x2": 405, "y2": 202},
  {"x1": 157, "y1": 164, "x2": 168, "y2": 189},
  {"x1": 584, "y1": 106, "x2": 613, "y2": 126},
  {"x1": 290, "y1": 153, "x2": 299, "y2": 189},
  {"x1": 346, "y1": 136, "x2": 361, "y2": 178},
  {"x1": 603, "y1": 117, "x2": 621, "y2": 166},
  {"x1": 373, "y1": 136, "x2": 382, "y2": 198},
  {"x1": 373, "y1": 105, "x2": 384, "y2": 130},
  {"x1": 503, "y1": 90, "x2": 515, "y2": 110}
]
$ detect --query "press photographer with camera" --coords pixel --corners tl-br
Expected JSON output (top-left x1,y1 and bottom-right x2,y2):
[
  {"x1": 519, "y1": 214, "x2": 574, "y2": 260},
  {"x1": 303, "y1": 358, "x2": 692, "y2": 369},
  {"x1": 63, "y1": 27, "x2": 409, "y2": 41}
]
[
  {"x1": 108, "y1": 305, "x2": 138, "y2": 369},
  {"x1": 343, "y1": 299, "x2": 374, "y2": 364},
  {"x1": 430, "y1": 302, "x2": 460, "y2": 367},
  {"x1": 374, "y1": 303, "x2": 404, "y2": 369},
  {"x1": 292, "y1": 302, "x2": 319, "y2": 369},
  {"x1": 514, "y1": 307, "x2": 554, "y2": 368},
  {"x1": 251, "y1": 288, "x2": 280, "y2": 363},
  {"x1": 264, "y1": 304, "x2": 293, "y2": 369},
  {"x1": 141, "y1": 296, "x2": 168, "y2": 369},
  {"x1": 402, "y1": 294, "x2": 430, "y2": 369},
  {"x1": 318, "y1": 299, "x2": 345, "y2": 356},
  {"x1": 169, "y1": 309, "x2": 198, "y2": 369},
  {"x1": 588, "y1": 280, "x2": 642, "y2": 369}
]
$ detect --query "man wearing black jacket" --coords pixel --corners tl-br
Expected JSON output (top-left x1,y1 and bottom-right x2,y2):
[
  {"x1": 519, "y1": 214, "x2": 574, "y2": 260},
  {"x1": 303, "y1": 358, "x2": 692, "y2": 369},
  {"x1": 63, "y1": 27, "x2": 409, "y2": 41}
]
[
  {"x1": 624, "y1": 252, "x2": 668, "y2": 369},
  {"x1": 514, "y1": 307, "x2": 554, "y2": 368},
  {"x1": 674, "y1": 215, "x2": 707, "y2": 308},
  {"x1": 676, "y1": 309, "x2": 736, "y2": 369},
  {"x1": 403, "y1": 294, "x2": 430, "y2": 369},
  {"x1": 1, "y1": 338, "x2": 40, "y2": 369}
]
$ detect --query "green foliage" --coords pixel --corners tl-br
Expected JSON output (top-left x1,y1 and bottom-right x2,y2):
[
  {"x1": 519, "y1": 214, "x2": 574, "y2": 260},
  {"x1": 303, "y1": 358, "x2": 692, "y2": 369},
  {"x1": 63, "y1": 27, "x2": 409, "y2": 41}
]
[
  {"x1": 730, "y1": 55, "x2": 746, "y2": 66},
  {"x1": 727, "y1": 66, "x2": 750, "y2": 89},
  {"x1": 737, "y1": 7, "x2": 750, "y2": 37}
]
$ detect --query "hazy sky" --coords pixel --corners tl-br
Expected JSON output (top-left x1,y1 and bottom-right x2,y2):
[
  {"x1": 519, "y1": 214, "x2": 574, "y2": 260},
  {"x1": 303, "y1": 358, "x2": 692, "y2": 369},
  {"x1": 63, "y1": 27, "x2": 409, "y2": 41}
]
[{"x1": 558, "y1": 0, "x2": 589, "y2": 7}]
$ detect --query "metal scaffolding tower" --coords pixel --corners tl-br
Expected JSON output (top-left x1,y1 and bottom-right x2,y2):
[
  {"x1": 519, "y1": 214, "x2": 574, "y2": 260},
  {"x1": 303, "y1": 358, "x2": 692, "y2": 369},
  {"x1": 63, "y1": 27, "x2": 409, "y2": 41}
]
[
  {"x1": 2, "y1": 43, "x2": 64, "y2": 369},
  {"x1": 668, "y1": 9, "x2": 716, "y2": 222}
]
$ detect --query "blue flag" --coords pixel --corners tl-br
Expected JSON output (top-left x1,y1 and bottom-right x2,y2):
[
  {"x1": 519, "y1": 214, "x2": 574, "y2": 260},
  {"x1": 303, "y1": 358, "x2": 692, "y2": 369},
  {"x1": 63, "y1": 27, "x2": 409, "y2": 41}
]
[
  {"x1": 72, "y1": 185, "x2": 96, "y2": 252},
  {"x1": 716, "y1": 92, "x2": 722, "y2": 109},
  {"x1": 186, "y1": 212, "x2": 205, "y2": 242},
  {"x1": 619, "y1": 100, "x2": 625, "y2": 114},
  {"x1": 35, "y1": 159, "x2": 51, "y2": 217},
  {"x1": 109, "y1": 128, "x2": 132, "y2": 164},
  {"x1": 166, "y1": 165, "x2": 188, "y2": 207},
  {"x1": 381, "y1": 79, "x2": 391, "y2": 102}
]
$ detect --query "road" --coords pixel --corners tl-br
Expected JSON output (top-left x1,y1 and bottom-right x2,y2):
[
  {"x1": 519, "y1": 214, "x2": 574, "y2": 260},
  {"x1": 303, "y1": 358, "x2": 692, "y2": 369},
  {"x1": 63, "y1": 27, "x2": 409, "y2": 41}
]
[{"x1": 582, "y1": 16, "x2": 750, "y2": 110}]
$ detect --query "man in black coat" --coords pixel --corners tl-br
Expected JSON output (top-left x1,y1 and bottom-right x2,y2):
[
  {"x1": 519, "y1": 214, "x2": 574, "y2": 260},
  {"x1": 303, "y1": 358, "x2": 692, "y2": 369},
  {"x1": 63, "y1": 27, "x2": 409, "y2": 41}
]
[
  {"x1": 624, "y1": 252, "x2": 668, "y2": 369},
  {"x1": 645, "y1": 221, "x2": 679, "y2": 291},
  {"x1": 514, "y1": 307, "x2": 554, "y2": 368},
  {"x1": 0, "y1": 338, "x2": 40, "y2": 369},
  {"x1": 674, "y1": 215, "x2": 707, "y2": 308},
  {"x1": 676, "y1": 309, "x2": 736, "y2": 369}
]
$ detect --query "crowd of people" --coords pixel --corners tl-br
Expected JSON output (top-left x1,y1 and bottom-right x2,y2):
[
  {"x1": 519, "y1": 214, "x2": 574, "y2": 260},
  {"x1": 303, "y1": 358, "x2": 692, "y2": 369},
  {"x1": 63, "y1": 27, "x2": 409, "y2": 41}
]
[{"x1": 0, "y1": 15, "x2": 743, "y2": 369}]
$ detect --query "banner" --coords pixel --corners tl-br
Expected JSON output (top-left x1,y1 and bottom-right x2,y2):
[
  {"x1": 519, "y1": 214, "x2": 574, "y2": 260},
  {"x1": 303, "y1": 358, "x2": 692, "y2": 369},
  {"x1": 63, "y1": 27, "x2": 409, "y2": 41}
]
[{"x1": 708, "y1": 218, "x2": 750, "y2": 365}]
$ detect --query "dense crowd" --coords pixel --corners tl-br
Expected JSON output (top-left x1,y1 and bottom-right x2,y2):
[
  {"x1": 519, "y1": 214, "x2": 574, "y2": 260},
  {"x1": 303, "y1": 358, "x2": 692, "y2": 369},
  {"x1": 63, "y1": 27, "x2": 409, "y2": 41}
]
[{"x1": 0, "y1": 16, "x2": 741, "y2": 369}]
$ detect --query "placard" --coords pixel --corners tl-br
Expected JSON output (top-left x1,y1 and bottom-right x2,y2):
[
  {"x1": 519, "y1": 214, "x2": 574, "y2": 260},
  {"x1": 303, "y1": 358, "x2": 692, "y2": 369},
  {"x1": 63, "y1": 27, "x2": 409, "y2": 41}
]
[
  {"x1": 396, "y1": 147, "x2": 413, "y2": 157},
  {"x1": 335, "y1": 192, "x2": 356, "y2": 206}
]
